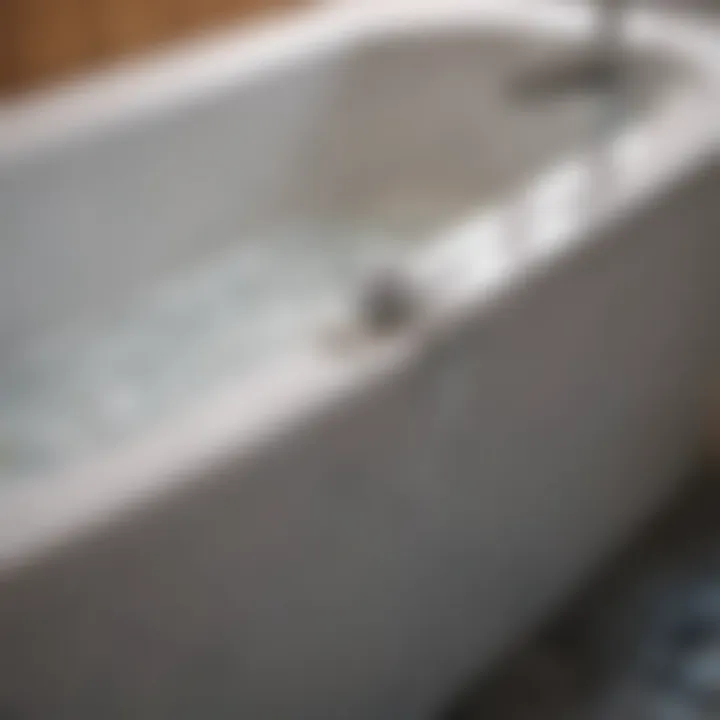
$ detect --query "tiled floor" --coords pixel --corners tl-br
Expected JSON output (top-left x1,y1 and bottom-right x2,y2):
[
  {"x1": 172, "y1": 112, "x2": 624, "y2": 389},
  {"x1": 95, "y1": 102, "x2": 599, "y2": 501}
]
[{"x1": 441, "y1": 468, "x2": 720, "y2": 719}]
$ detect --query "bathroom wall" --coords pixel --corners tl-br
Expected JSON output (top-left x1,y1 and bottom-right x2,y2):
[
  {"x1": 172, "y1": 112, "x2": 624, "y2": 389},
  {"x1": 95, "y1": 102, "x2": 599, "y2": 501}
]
[
  {"x1": 1, "y1": 0, "x2": 715, "y2": 99},
  {"x1": 0, "y1": 0, "x2": 305, "y2": 98}
]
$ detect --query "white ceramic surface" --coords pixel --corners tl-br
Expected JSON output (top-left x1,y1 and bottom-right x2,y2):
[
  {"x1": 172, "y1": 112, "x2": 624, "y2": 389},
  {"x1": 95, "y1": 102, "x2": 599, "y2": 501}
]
[{"x1": 0, "y1": 2, "x2": 718, "y2": 718}]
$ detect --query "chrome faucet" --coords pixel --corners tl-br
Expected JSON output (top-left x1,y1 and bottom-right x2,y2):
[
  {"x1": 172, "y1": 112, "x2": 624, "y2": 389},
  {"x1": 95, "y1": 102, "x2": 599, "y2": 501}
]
[
  {"x1": 594, "y1": 0, "x2": 629, "y2": 78},
  {"x1": 512, "y1": 0, "x2": 630, "y2": 99}
]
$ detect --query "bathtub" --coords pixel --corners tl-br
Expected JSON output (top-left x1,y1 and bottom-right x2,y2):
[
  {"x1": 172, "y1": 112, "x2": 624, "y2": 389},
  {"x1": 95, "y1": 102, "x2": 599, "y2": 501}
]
[{"x1": 0, "y1": 1, "x2": 719, "y2": 718}]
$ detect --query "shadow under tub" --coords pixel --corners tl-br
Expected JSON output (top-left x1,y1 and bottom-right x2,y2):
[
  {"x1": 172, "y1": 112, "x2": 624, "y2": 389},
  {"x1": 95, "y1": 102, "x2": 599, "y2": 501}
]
[{"x1": 441, "y1": 465, "x2": 720, "y2": 720}]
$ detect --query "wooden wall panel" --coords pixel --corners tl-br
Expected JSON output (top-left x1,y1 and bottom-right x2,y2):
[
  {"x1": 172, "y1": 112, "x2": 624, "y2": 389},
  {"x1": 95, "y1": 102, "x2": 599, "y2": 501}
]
[
  {"x1": 0, "y1": 0, "x2": 306, "y2": 98},
  {"x1": 14, "y1": 0, "x2": 98, "y2": 90}
]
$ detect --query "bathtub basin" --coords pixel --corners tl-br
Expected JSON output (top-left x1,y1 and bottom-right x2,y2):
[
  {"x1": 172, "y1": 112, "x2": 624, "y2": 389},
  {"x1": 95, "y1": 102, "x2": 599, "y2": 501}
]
[{"x1": 0, "y1": 2, "x2": 718, "y2": 718}]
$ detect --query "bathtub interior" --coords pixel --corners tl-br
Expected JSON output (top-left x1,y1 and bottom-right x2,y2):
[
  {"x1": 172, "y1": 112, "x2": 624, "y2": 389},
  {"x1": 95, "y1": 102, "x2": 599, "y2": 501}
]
[{"x1": 0, "y1": 23, "x2": 693, "y2": 482}]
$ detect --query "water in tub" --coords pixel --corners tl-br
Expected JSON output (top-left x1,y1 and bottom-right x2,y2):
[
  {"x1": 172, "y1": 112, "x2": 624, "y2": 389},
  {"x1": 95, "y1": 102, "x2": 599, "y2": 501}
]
[{"x1": 0, "y1": 217, "x2": 413, "y2": 481}]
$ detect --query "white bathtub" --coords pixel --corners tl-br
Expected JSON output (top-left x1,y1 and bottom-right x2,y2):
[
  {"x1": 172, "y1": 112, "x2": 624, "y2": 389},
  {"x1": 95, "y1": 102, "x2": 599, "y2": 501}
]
[{"x1": 0, "y1": 2, "x2": 718, "y2": 718}]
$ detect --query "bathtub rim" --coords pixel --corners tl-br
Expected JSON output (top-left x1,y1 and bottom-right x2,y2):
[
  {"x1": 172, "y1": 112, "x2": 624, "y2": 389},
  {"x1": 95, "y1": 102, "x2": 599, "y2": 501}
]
[{"x1": 0, "y1": 0, "x2": 717, "y2": 164}]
